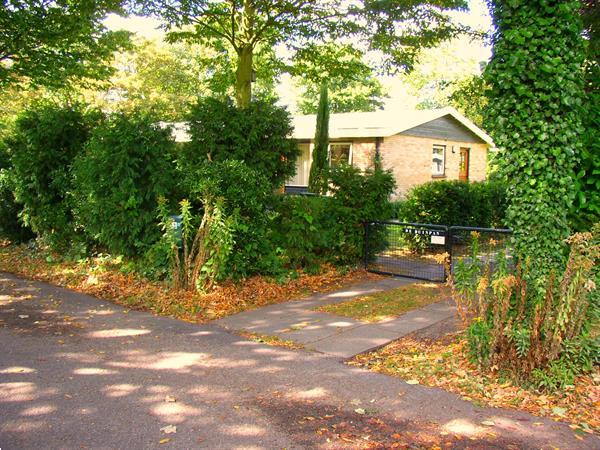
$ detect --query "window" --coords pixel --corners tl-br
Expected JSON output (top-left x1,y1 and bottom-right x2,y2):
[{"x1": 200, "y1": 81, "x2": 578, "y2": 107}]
[
  {"x1": 329, "y1": 143, "x2": 352, "y2": 167},
  {"x1": 432, "y1": 145, "x2": 446, "y2": 176}
]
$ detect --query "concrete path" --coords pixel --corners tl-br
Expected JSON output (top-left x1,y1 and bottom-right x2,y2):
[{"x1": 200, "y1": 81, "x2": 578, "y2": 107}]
[
  {"x1": 1, "y1": 272, "x2": 597, "y2": 449},
  {"x1": 215, "y1": 277, "x2": 456, "y2": 358}
]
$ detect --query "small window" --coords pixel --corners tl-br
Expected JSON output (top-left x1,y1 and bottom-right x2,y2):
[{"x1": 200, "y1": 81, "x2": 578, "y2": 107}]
[
  {"x1": 432, "y1": 145, "x2": 446, "y2": 176},
  {"x1": 329, "y1": 143, "x2": 352, "y2": 168}
]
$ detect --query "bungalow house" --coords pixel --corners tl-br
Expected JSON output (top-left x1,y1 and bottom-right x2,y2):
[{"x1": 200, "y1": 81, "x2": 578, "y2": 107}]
[{"x1": 287, "y1": 107, "x2": 494, "y2": 198}]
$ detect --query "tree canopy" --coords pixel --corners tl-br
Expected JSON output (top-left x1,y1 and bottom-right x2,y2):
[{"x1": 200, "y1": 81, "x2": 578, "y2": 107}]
[
  {"x1": 0, "y1": 0, "x2": 131, "y2": 88},
  {"x1": 139, "y1": 0, "x2": 468, "y2": 107}
]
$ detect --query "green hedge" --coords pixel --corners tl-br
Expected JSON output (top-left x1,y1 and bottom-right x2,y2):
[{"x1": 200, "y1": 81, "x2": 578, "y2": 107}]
[
  {"x1": 273, "y1": 165, "x2": 395, "y2": 269},
  {"x1": 396, "y1": 180, "x2": 507, "y2": 228}
]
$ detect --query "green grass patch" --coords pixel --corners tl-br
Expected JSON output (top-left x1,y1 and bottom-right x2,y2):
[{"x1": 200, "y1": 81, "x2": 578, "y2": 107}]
[{"x1": 316, "y1": 282, "x2": 450, "y2": 323}]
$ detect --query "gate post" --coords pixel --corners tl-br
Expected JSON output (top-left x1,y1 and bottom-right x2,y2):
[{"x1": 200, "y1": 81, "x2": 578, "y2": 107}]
[
  {"x1": 445, "y1": 226, "x2": 453, "y2": 282},
  {"x1": 363, "y1": 222, "x2": 369, "y2": 269}
]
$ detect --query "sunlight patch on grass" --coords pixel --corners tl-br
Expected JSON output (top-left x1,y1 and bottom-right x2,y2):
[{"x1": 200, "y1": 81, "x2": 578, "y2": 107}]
[{"x1": 315, "y1": 282, "x2": 450, "y2": 323}]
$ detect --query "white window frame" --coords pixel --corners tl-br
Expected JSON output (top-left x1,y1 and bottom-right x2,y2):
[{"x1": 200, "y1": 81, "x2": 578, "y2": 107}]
[
  {"x1": 328, "y1": 142, "x2": 353, "y2": 167},
  {"x1": 432, "y1": 144, "x2": 446, "y2": 177}
]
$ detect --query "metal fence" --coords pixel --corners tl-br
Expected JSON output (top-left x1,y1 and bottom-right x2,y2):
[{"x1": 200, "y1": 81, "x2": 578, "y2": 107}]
[{"x1": 364, "y1": 221, "x2": 512, "y2": 282}]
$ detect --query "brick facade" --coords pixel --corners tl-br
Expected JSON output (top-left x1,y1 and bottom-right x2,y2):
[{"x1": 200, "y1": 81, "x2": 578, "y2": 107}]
[{"x1": 354, "y1": 134, "x2": 488, "y2": 199}]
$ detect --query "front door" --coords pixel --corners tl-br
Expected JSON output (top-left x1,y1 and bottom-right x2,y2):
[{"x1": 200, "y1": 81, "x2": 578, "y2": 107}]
[{"x1": 459, "y1": 147, "x2": 470, "y2": 181}]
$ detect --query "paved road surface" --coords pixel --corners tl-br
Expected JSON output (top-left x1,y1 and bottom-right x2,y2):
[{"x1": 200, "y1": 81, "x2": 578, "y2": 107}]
[{"x1": 1, "y1": 272, "x2": 596, "y2": 449}]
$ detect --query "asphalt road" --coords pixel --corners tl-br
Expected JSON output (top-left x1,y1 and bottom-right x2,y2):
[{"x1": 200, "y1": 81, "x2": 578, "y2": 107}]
[{"x1": 1, "y1": 272, "x2": 597, "y2": 449}]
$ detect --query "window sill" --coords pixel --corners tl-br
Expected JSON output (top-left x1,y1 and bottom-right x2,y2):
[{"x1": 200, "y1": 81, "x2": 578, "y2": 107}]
[{"x1": 431, "y1": 174, "x2": 447, "y2": 179}]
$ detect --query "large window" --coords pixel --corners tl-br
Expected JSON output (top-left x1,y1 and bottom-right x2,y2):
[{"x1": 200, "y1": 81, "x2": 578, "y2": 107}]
[
  {"x1": 432, "y1": 145, "x2": 446, "y2": 176},
  {"x1": 329, "y1": 143, "x2": 352, "y2": 167}
]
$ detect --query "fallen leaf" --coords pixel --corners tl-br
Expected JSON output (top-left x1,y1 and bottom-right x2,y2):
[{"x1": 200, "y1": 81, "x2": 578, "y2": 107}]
[
  {"x1": 355, "y1": 408, "x2": 366, "y2": 415},
  {"x1": 165, "y1": 396, "x2": 176, "y2": 403},
  {"x1": 481, "y1": 420, "x2": 495, "y2": 426},
  {"x1": 159, "y1": 438, "x2": 170, "y2": 444},
  {"x1": 18, "y1": 315, "x2": 29, "y2": 319},
  {"x1": 405, "y1": 380, "x2": 419, "y2": 385},
  {"x1": 160, "y1": 425, "x2": 177, "y2": 434}
]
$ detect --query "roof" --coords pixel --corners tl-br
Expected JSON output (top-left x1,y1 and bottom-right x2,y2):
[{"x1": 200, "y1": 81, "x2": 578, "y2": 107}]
[
  {"x1": 161, "y1": 106, "x2": 494, "y2": 147},
  {"x1": 291, "y1": 107, "x2": 494, "y2": 146}
]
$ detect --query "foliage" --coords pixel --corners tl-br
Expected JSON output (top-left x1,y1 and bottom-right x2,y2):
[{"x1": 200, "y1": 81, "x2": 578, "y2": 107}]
[
  {"x1": 400, "y1": 37, "x2": 488, "y2": 126},
  {"x1": 0, "y1": 0, "x2": 130, "y2": 88},
  {"x1": 6, "y1": 103, "x2": 98, "y2": 249},
  {"x1": 308, "y1": 83, "x2": 330, "y2": 194},
  {"x1": 158, "y1": 198, "x2": 236, "y2": 292},
  {"x1": 72, "y1": 111, "x2": 176, "y2": 256},
  {"x1": 571, "y1": 2, "x2": 600, "y2": 231},
  {"x1": 398, "y1": 180, "x2": 507, "y2": 227},
  {"x1": 272, "y1": 195, "x2": 339, "y2": 270},
  {"x1": 450, "y1": 226, "x2": 599, "y2": 390},
  {"x1": 0, "y1": 140, "x2": 32, "y2": 242},
  {"x1": 328, "y1": 165, "x2": 396, "y2": 263},
  {"x1": 182, "y1": 97, "x2": 299, "y2": 188},
  {"x1": 484, "y1": 0, "x2": 586, "y2": 281},
  {"x1": 274, "y1": 166, "x2": 395, "y2": 269},
  {"x1": 182, "y1": 160, "x2": 280, "y2": 278},
  {"x1": 140, "y1": 0, "x2": 468, "y2": 106},
  {"x1": 293, "y1": 43, "x2": 388, "y2": 114}
]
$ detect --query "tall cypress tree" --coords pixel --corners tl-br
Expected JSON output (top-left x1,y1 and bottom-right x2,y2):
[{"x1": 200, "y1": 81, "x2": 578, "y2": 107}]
[
  {"x1": 484, "y1": 0, "x2": 585, "y2": 283},
  {"x1": 308, "y1": 82, "x2": 330, "y2": 194}
]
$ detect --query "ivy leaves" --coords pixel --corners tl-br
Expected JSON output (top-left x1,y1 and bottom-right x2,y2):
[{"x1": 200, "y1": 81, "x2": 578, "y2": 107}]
[{"x1": 484, "y1": 0, "x2": 586, "y2": 281}]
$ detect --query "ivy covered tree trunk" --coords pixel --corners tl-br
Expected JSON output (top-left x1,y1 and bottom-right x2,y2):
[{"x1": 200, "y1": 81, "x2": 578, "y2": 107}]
[
  {"x1": 484, "y1": 0, "x2": 585, "y2": 282},
  {"x1": 308, "y1": 82, "x2": 330, "y2": 194}
]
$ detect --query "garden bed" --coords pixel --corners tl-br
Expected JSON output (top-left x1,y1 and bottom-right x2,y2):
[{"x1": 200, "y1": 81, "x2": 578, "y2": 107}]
[
  {"x1": 0, "y1": 243, "x2": 379, "y2": 323},
  {"x1": 315, "y1": 282, "x2": 450, "y2": 322},
  {"x1": 349, "y1": 324, "x2": 600, "y2": 435}
]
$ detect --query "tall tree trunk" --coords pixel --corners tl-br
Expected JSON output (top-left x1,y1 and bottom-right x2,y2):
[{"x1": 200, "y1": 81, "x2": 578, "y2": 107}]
[
  {"x1": 235, "y1": 0, "x2": 255, "y2": 108},
  {"x1": 235, "y1": 44, "x2": 253, "y2": 108}
]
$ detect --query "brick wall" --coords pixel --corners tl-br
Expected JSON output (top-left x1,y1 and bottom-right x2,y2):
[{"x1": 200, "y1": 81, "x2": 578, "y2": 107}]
[{"x1": 378, "y1": 134, "x2": 488, "y2": 199}]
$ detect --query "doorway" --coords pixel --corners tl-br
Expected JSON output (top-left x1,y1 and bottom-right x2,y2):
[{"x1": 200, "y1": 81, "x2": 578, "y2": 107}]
[{"x1": 459, "y1": 147, "x2": 470, "y2": 181}]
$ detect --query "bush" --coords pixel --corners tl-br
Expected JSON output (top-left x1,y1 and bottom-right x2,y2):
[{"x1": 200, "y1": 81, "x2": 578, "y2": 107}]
[
  {"x1": 398, "y1": 180, "x2": 507, "y2": 227},
  {"x1": 328, "y1": 165, "x2": 396, "y2": 263},
  {"x1": 272, "y1": 195, "x2": 341, "y2": 270},
  {"x1": 6, "y1": 103, "x2": 98, "y2": 248},
  {"x1": 0, "y1": 142, "x2": 32, "y2": 242},
  {"x1": 73, "y1": 111, "x2": 176, "y2": 256},
  {"x1": 181, "y1": 97, "x2": 299, "y2": 188},
  {"x1": 183, "y1": 159, "x2": 281, "y2": 278},
  {"x1": 273, "y1": 165, "x2": 396, "y2": 269}
]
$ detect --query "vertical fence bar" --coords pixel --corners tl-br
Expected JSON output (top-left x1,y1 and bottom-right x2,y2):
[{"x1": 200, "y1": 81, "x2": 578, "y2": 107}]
[
  {"x1": 445, "y1": 226, "x2": 452, "y2": 282},
  {"x1": 363, "y1": 221, "x2": 369, "y2": 269}
]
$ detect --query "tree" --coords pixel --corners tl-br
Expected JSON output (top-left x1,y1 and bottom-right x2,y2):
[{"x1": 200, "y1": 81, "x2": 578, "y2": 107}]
[
  {"x1": 293, "y1": 44, "x2": 387, "y2": 114},
  {"x1": 140, "y1": 0, "x2": 469, "y2": 107},
  {"x1": 308, "y1": 83, "x2": 329, "y2": 194},
  {"x1": 0, "y1": 0, "x2": 130, "y2": 88},
  {"x1": 484, "y1": 0, "x2": 586, "y2": 282}
]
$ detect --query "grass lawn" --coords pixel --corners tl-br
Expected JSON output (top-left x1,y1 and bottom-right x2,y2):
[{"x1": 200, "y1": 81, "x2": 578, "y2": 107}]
[{"x1": 315, "y1": 282, "x2": 451, "y2": 322}]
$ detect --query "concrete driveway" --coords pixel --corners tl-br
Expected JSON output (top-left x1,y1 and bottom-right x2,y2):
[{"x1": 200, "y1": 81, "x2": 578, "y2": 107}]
[{"x1": 0, "y1": 272, "x2": 596, "y2": 449}]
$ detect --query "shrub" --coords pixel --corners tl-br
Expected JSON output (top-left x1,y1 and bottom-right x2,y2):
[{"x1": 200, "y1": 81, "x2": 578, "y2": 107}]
[
  {"x1": 272, "y1": 195, "x2": 341, "y2": 270},
  {"x1": 399, "y1": 180, "x2": 507, "y2": 227},
  {"x1": 450, "y1": 225, "x2": 599, "y2": 390},
  {"x1": 0, "y1": 143, "x2": 32, "y2": 242},
  {"x1": 73, "y1": 111, "x2": 176, "y2": 256},
  {"x1": 183, "y1": 159, "x2": 281, "y2": 278},
  {"x1": 328, "y1": 164, "x2": 396, "y2": 263},
  {"x1": 273, "y1": 165, "x2": 395, "y2": 270},
  {"x1": 181, "y1": 97, "x2": 299, "y2": 188},
  {"x1": 6, "y1": 103, "x2": 98, "y2": 248},
  {"x1": 158, "y1": 197, "x2": 236, "y2": 292}
]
